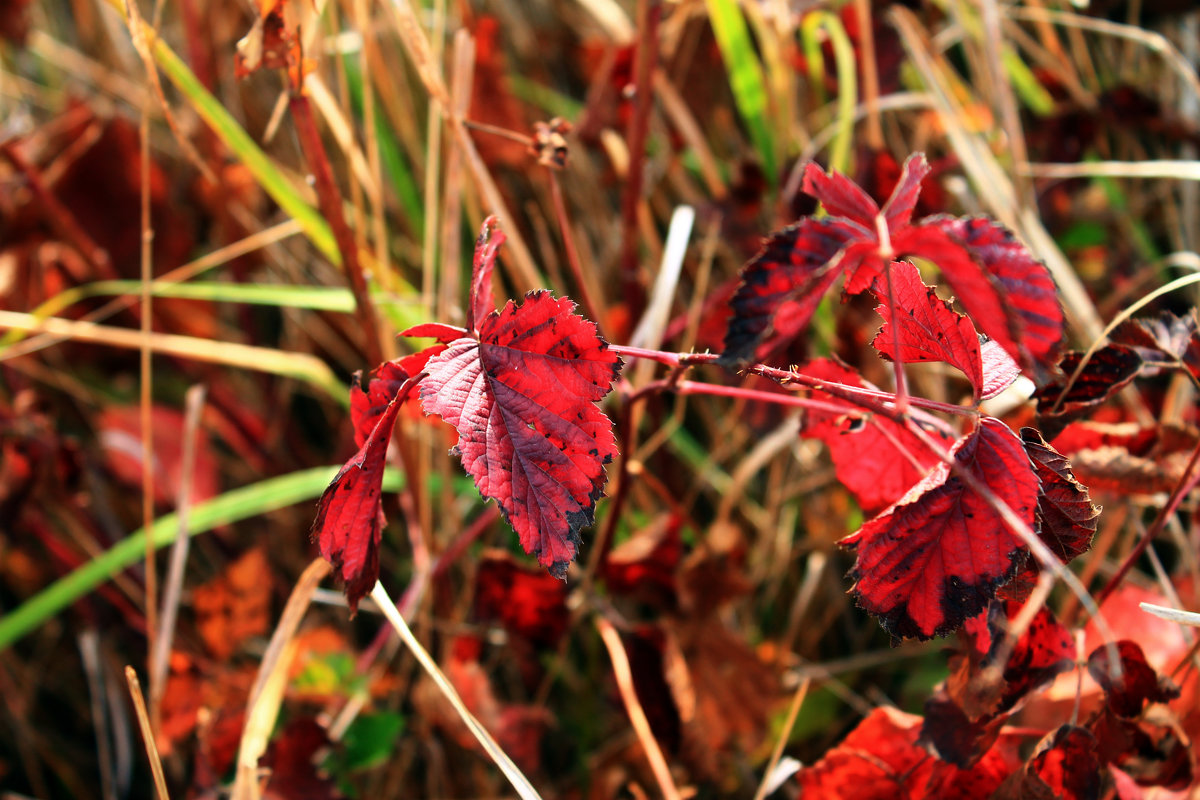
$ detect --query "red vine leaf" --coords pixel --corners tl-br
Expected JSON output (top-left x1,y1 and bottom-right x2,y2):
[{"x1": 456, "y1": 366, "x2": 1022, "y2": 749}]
[
  {"x1": 800, "y1": 358, "x2": 950, "y2": 514},
  {"x1": 723, "y1": 153, "x2": 1063, "y2": 373},
  {"x1": 1021, "y1": 428, "x2": 1099, "y2": 564},
  {"x1": 1087, "y1": 640, "x2": 1181, "y2": 719},
  {"x1": 720, "y1": 217, "x2": 862, "y2": 365},
  {"x1": 994, "y1": 726, "x2": 1103, "y2": 800},
  {"x1": 796, "y1": 707, "x2": 1021, "y2": 799},
  {"x1": 350, "y1": 348, "x2": 443, "y2": 448},
  {"x1": 468, "y1": 216, "x2": 503, "y2": 333},
  {"x1": 312, "y1": 373, "x2": 423, "y2": 613},
  {"x1": 870, "y1": 261, "x2": 984, "y2": 399},
  {"x1": 841, "y1": 417, "x2": 1039, "y2": 640},
  {"x1": 416, "y1": 290, "x2": 622, "y2": 577}
]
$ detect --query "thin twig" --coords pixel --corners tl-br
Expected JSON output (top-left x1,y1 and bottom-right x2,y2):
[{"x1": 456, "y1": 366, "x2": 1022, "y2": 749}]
[{"x1": 124, "y1": 667, "x2": 170, "y2": 800}]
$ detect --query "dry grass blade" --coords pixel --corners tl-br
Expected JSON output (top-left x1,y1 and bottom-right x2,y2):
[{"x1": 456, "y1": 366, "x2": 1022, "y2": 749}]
[
  {"x1": 370, "y1": 581, "x2": 543, "y2": 800},
  {"x1": 231, "y1": 558, "x2": 331, "y2": 800},
  {"x1": 149, "y1": 384, "x2": 207, "y2": 722},
  {"x1": 124, "y1": 667, "x2": 170, "y2": 800},
  {"x1": 595, "y1": 615, "x2": 683, "y2": 800},
  {"x1": 1141, "y1": 603, "x2": 1200, "y2": 629},
  {"x1": 752, "y1": 677, "x2": 810, "y2": 800},
  {"x1": 0, "y1": 310, "x2": 343, "y2": 399}
]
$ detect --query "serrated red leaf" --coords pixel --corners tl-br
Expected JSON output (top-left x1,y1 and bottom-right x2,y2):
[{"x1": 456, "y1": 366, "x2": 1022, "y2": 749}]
[
  {"x1": 312, "y1": 374, "x2": 422, "y2": 613},
  {"x1": 721, "y1": 217, "x2": 862, "y2": 365},
  {"x1": 871, "y1": 261, "x2": 983, "y2": 398},
  {"x1": 350, "y1": 348, "x2": 443, "y2": 448},
  {"x1": 400, "y1": 322, "x2": 468, "y2": 343},
  {"x1": 980, "y1": 339, "x2": 1021, "y2": 400},
  {"x1": 841, "y1": 417, "x2": 1039, "y2": 640},
  {"x1": 468, "y1": 216, "x2": 503, "y2": 333},
  {"x1": 801, "y1": 161, "x2": 880, "y2": 226},
  {"x1": 1087, "y1": 640, "x2": 1181, "y2": 718},
  {"x1": 917, "y1": 216, "x2": 1064, "y2": 371},
  {"x1": 418, "y1": 290, "x2": 621, "y2": 577},
  {"x1": 723, "y1": 153, "x2": 1064, "y2": 373},
  {"x1": 1021, "y1": 428, "x2": 1099, "y2": 564},
  {"x1": 881, "y1": 149, "x2": 932, "y2": 230},
  {"x1": 801, "y1": 358, "x2": 950, "y2": 513}
]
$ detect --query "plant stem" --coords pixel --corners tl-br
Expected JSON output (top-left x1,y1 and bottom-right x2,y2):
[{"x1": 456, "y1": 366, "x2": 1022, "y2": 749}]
[{"x1": 290, "y1": 91, "x2": 385, "y2": 368}]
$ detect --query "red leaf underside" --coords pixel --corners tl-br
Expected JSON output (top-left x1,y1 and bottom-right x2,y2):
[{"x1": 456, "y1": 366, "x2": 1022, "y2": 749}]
[
  {"x1": 418, "y1": 291, "x2": 621, "y2": 577},
  {"x1": 841, "y1": 417, "x2": 1039, "y2": 640},
  {"x1": 313, "y1": 375, "x2": 422, "y2": 612},
  {"x1": 871, "y1": 260, "x2": 983, "y2": 397},
  {"x1": 980, "y1": 340, "x2": 1021, "y2": 400},
  {"x1": 801, "y1": 358, "x2": 950, "y2": 513}
]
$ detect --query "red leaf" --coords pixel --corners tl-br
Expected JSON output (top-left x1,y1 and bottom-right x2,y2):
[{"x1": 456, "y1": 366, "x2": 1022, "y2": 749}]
[
  {"x1": 312, "y1": 375, "x2": 422, "y2": 612},
  {"x1": 994, "y1": 726, "x2": 1102, "y2": 800},
  {"x1": 468, "y1": 216, "x2": 503, "y2": 333},
  {"x1": 796, "y1": 707, "x2": 1020, "y2": 799},
  {"x1": 721, "y1": 217, "x2": 862, "y2": 365},
  {"x1": 1034, "y1": 345, "x2": 1143, "y2": 434},
  {"x1": 418, "y1": 290, "x2": 621, "y2": 577},
  {"x1": 841, "y1": 417, "x2": 1039, "y2": 640},
  {"x1": 980, "y1": 339, "x2": 1021, "y2": 400},
  {"x1": 400, "y1": 322, "x2": 468, "y2": 343},
  {"x1": 923, "y1": 600, "x2": 1073, "y2": 767},
  {"x1": 1021, "y1": 428, "x2": 1099, "y2": 564},
  {"x1": 474, "y1": 550, "x2": 569, "y2": 645},
  {"x1": 723, "y1": 153, "x2": 1064, "y2": 373},
  {"x1": 881, "y1": 150, "x2": 932, "y2": 230},
  {"x1": 801, "y1": 161, "x2": 880, "y2": 227},
  {"x1": 870, "y1": 261, "x2": 983, "y2": 399},
  {"x1": 350, "y1": 348, "x2": 443, "y2": 448},
  {"x1": 1087, "y1": 640, "x2": 1181, "y2": 718},
  {"x1": 801, "y1": 358, "x2": 949, "y2": 514},
  {"x1": 917, "y1": 216, "x2": 1064, "y2": 371}
]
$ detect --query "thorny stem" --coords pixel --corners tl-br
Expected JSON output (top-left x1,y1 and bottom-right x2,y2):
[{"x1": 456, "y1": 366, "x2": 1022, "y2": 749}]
[
  {"x1": 608, "y1": 342, "x2": 1120, "y2": 666},
  {"x1": 607, "y1": 345, "x2": 978, "y2": 421}
]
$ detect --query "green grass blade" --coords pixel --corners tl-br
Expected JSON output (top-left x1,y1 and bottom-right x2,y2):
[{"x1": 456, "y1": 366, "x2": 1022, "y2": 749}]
[
  {"x1": 0, "y1": 466, "x2": 404, "y2": 652},
  {"x1": 705, "y1": 0, "x2": 777, "y2": 181}
]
